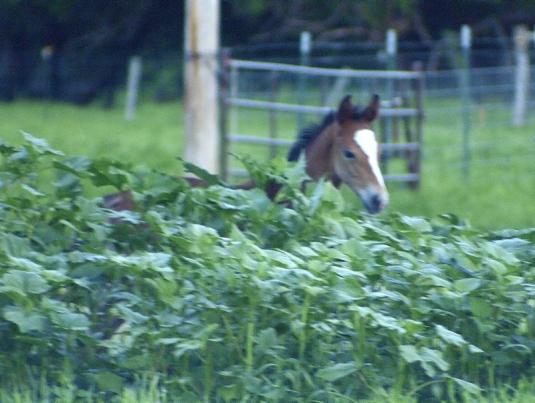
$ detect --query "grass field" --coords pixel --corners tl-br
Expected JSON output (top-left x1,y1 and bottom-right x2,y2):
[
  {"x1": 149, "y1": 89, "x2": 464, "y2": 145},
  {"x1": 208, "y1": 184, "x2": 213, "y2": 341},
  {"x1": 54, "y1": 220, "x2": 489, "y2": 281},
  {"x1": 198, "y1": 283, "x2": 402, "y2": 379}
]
[{"x1": 0, "y1": 98, "x2": 534, "y2": 230}]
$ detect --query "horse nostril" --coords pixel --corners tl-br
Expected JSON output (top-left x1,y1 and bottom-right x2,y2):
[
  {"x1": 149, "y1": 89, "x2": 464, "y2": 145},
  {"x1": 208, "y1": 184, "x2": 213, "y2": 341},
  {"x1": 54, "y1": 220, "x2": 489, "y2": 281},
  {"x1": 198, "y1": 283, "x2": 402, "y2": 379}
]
[
  {"x1": 365, "y1": 194, "x2": 386, "y2": 214},
  {"x1": 371, "y1": 194, "x2": 382, "y2": 211}
]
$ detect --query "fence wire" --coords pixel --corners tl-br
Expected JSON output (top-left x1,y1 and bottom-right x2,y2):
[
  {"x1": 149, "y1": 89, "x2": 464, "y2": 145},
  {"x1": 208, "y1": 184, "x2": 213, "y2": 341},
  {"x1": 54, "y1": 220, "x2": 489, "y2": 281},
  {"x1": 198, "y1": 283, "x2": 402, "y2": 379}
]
[{"x1": 1, "y1": 39, "x2": 534, "y2": 180}]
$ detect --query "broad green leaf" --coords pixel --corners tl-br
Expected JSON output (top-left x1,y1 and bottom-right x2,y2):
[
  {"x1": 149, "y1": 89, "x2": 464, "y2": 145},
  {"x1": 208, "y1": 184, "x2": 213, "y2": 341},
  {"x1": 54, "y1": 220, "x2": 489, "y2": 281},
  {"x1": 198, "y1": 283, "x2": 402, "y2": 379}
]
[
  {"x1": 436, "y1": 324, "x2": 466, "y2": 346},
  {"x1": 93, "y1": 372, "x2": 124, "y2": 394},
  {"x1": 469, "y1": 297, "x2": 493, "y2": 317},
  {"x1": 485, "y1": 258, "x2": 507, "y2": 275},
  {"x1": 41, "y1": 270, "x2": 69, "y2": 283},
  {"x1": 88, "y1": 159, "x2": 132, "y2": 189},
  {"x1": 174, "y1": 340, "x2": 203, "y2": 359},
  {"x1": 2, "y1": 270, "x2": 50, "y2": 294},
  {"x1": 3, "y1": 306, "x2": 46, "y2": 333},
  {"x1": 423, "y1": 275, "x2": 452, "y2": 288},
  {"x1": 9, "y1": 147, "x2": 29, "y2": 162},
  {"x1": 340, "y1": 238, "x2": 369, "y2": 259},
  {"x1": 257, "y1": 328, "x2": 278, "y2": 351},
  {"x1": 469, "y1": 344, "x2": 484, "y2": 354},
  {"x1": 120, "y1": 355, "x2": 149, "y2": 370},
  {"x1": 52, "y1": 311, "x2": 90, "y2": 331},
  {"x1": 331, "y1": 266, "x2": 366, "y2": 280},
  {"x1": 339, "y1": 217, "x2": 366, "y2": 237},
  {"x1": 7, "y1": 256, "x2": 43, "y2": 271},
  {"x1": 267, "y1": 250, "x2": 302, "y2": 268},
  {"x1": 403, "y1": 320, "x2": 425, "y2": 335},
  {"x1": 22, "y1": 131, "x2": 64, "y2": 156},
  {"x1": 449, "y1": 377, "x2": 481, "y2": 395},
  {"x1": 21, "y1": 184, "x2": 45, "y2": 197},
  {"x1": 371, "y1": 311, "x2": 405, "y2": 334},
  {"x1": 492, "y1": 228, "x2": 535, "y2": 243},
  {"x1": 70, "y1": 263, "x2": 105, "y2": 279},
  {"x1": 349, "y1": 306, "x2": 373, "y2": 317},
  {"x1": 182, "y1": 160, "x2": 223, "y2": 186},
  {"x1": 506, "y1": 275, "x2": 524, "y2": 285},
  {"x1": 334, "y1": 284, "x2": 364, "y2": 303},
  {"x1": 308, "y1": 178, "x2": 326, "y2": 215},
  {"x1": 106, "y1": 210, "x2": 141, "y2": 224},
  {"x1": 487, "y1": 240, "x2": 522, "y2": 264},
  {"x1": 53, "y1": 156, "x2": 91, "y2": 176},
  {"x1": 1, "y1": 234, "x2": 31, "y2": 257},
  {"x1": 399, "y1": 345, "x2": 421, "y2": 363},
  {"x1": 420, "y1": 348, "x2": 449, "y2": 371},
  {"x1": 304, "y1": 285, "x2": 325, "y2": 296},
  {"x1": 116, "y1": 305, "x2": 149, "y2": 324},
  {"x1": 400, "y1": 216, "x2": 432, "y2": 233},
  {"x1": 316, "y1": 362, "x2": 359, "y2": 382},
  {"x1": 454, "y1": 278, "x2": 481, "y2": 293}
]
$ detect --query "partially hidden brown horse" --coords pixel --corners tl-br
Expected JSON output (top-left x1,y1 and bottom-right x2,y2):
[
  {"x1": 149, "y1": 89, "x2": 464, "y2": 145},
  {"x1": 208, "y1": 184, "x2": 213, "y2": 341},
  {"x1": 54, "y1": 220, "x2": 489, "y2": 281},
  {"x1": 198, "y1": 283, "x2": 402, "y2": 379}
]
[
  {"x1": 104, "y1": 94, "x2": 388, "y2": 214},
  {"x1": 286, "y1": 94, "x2": 388, "y2": 213}
]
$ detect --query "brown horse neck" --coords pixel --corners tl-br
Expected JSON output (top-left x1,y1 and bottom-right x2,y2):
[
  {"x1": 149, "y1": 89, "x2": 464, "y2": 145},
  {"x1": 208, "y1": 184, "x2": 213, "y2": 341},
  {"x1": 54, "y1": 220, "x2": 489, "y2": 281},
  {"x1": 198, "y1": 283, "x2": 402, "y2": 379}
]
[{"x1": 304, "y1": 123, "x2": 337, "y2": 181}]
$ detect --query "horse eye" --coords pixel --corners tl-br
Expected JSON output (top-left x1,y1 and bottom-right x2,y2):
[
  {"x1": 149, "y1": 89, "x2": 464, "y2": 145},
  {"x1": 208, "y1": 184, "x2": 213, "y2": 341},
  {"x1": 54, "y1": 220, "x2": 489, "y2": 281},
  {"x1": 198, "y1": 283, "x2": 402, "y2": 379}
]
[{"x1": 343, "y1": 150, "x2": 356, "y2": 159}]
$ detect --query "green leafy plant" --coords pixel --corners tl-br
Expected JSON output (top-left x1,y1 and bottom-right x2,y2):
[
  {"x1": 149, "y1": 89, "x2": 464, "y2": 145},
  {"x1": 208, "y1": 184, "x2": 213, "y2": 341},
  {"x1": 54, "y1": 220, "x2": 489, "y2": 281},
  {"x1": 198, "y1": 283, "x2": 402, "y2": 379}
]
[{"x1": 0, "y1": 134, "x2": 534, "y2": 401}]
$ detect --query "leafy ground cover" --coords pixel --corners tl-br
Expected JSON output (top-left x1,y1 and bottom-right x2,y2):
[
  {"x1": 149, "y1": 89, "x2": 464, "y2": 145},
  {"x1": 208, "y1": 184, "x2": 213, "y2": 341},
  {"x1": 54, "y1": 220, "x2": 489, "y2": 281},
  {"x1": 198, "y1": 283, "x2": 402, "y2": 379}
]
[{"x1": 0, "y1": 134, "x2": 534, "y2": 401}]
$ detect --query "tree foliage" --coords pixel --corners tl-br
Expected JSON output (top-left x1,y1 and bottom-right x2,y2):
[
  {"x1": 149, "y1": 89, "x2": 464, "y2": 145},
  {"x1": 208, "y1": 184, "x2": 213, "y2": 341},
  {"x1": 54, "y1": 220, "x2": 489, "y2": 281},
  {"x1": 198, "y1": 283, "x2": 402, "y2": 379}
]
[{"x1": 3, "y1": 0, "x2": 535, "y2": 102}]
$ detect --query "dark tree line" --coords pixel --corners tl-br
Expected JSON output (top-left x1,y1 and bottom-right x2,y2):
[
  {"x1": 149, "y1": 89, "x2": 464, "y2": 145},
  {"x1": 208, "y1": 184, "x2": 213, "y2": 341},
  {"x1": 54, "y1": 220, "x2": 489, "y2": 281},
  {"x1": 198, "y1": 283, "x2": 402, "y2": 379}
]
[
  {"x1": 0, "y1": 0, "x2": 181, "y2": 103},
  {"x1": 1, "y1": 0, "x2": 535, "y2": 103}
]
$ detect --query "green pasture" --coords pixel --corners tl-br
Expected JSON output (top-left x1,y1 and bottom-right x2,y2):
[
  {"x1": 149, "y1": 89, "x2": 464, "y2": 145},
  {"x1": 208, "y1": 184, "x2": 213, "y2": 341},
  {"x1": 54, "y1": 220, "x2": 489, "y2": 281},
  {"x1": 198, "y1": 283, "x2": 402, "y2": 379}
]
[{"x1": 0, "y1": 98, "x2": 534, "y2": 230}]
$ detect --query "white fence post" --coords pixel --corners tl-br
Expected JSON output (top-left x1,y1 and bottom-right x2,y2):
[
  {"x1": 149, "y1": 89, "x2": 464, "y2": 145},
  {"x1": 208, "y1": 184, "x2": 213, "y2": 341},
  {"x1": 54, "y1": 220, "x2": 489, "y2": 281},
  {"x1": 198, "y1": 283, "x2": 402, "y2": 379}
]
[
  {"x1": 460, "y1": 25, "x2": 472, "y2": 178},
  {"x1": 125, "y1": 56, "x2": 142, "y2": 121},
  {"x1": 384, "y1": 29, "x2": 398, "y2": 168},
  {"x1": 297, "y1": 31, "x2": 312, "y2": 130},
  {"x1": 512, "y1": 25, "x2": 530, "y2": 127},
  {"x1": 184, "y1": 0, "x2": 221, "y2": 174}
]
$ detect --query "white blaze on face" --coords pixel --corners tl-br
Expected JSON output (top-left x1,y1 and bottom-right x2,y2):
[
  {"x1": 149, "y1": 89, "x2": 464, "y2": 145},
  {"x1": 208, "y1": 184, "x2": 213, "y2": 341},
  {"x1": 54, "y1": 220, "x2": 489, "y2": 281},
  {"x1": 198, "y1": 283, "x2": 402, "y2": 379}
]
[{"x1": 354, "y1": 129, "x2": 385, "y2": 188}]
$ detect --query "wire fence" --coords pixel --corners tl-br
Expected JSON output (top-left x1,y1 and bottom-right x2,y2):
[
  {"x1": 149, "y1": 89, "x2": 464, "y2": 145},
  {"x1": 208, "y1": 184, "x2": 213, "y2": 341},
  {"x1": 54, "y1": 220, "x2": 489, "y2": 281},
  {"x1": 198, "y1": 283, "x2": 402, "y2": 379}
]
[
  {"x1": 230, "y1": 35, "x2": 519, "y2": 71},
  {"x1": 225, "y1": 59, "x2": 535, "y2": 182},
  {"x1": 1, "y1": 32, "x2": 535, "y2": 179}
]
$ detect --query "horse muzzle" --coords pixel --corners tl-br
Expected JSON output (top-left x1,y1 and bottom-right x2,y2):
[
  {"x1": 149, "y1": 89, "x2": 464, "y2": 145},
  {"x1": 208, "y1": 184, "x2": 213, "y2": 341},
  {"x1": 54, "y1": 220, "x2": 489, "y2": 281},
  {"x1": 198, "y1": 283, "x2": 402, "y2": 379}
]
[{"x1": 359, "y1": 188, "x2": 389, "y2": 214}]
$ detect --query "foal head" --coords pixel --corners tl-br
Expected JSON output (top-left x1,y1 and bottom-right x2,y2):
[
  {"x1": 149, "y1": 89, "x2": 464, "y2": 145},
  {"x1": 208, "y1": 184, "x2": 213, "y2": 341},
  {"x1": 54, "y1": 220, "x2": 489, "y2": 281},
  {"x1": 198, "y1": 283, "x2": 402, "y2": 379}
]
[
  {"x1": 331, "y1": 95, "x2": 388, "y2": 213},
  {"x1": 289, "y1": 94, "x2": 388, "y2": 213}
]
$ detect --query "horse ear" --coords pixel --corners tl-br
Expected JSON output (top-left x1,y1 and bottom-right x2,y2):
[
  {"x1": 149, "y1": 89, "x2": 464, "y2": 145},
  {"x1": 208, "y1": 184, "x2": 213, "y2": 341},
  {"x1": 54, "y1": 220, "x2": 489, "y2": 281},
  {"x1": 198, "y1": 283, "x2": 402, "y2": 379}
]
[
  {"x1": 362, "y1": 94, "x2": 380, "y2": 122},
  {"x1": 336, "y1": 95, "x2": 354, "y2": 124}
]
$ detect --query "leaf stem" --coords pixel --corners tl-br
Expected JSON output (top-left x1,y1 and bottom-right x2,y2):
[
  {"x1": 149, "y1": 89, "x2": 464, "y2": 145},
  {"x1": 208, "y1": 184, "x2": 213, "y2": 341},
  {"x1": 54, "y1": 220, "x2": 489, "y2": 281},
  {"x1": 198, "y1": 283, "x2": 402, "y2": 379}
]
[
  {"x1": 299, "y1": 293, "x2": 311, "y2": 360},
  {"x1": 246, "y1": 307, "x2": 255, "y2": 373}
]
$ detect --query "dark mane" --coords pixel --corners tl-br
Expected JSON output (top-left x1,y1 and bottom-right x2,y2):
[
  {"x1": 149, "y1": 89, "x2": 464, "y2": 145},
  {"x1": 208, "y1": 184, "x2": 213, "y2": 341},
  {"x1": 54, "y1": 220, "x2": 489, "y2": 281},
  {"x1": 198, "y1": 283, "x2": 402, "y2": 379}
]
[
  {"x1": 287, "y1": 104, "x2": 370, "y2": 162},
  {"x1": 287, "y1": 111, "x2": 336, "y2": 161}
]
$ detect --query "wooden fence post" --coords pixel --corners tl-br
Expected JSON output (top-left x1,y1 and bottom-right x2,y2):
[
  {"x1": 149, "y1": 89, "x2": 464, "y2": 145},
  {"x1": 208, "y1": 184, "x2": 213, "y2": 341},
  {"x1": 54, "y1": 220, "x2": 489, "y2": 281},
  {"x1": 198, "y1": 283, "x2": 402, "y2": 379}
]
[
  {"x1": 411, "y1": 61, "x2": 424, "y2": 190},
  {"x1": 219, "y1": 48, "x2": 231, "y2": 180},
  {"x1": 269, "y1": 70, "x2": 279, "y2": 159},
  {"x1": 512, "y1": 25, "x2": 530, "y2": 127},
  {"x1": 184, "y1": 0, "x2": 221, "y2": 174},
  {"x1": 125, "y1": 56, "x2": 142, "y2": 121},
  {"x1": 297, "y1": 31, "x2": 311, "y2": 130},
  {"x1": 460, "y1": 25, "x2": 472, "y2": 178},
  {"x1": 383, "y1": 29, "x2": 398, "y2": 169}
]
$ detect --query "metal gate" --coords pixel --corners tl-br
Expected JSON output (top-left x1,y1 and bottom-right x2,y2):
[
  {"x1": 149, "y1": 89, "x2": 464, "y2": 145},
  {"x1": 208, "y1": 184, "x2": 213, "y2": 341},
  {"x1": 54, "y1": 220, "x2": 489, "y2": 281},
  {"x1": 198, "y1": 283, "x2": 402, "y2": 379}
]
[{"x1": 220, "y1": 59, "x2": 424, "y2": 188}]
